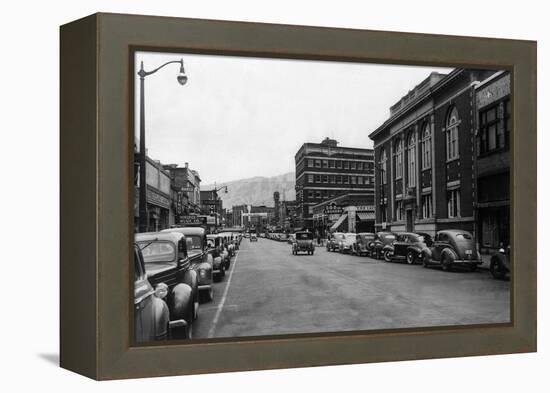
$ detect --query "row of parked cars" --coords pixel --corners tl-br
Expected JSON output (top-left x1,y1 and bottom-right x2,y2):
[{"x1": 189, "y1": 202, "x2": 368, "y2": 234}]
[
  {"x1": 134, "y1": 226, "x2": 242, "y2": 343},
  {"x1": 326, "y1": 230, "x2": 510, "y2": 278}
]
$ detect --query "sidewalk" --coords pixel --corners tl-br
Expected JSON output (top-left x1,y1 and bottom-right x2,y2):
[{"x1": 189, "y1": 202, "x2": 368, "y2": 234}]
[{"x1": 480, "y1": 254, "x2": 492, "y2": 270}]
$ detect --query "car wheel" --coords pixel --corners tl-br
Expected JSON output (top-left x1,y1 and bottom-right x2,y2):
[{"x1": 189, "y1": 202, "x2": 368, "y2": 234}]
[
  {"x1": 406, "y1": 251, "x2": 416, "y2": 265},
  {"x1": 186, "y1": 321, "x2": 193, "y2": 340},
  {"x1": 221, "y1": 264, "x2": 226, "y2": 278},
  {"x1": 383, "y1": 250, "x2": 392, "y2": 262},
  {"x1": 311, "y1": 249, "x2": 314, "y2": 255},
  {"x1": 441, "y1": 254, "x2": 452, "y2": 272}
]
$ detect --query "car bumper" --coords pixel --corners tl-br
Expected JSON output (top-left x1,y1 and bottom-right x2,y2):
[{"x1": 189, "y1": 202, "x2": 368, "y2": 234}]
[
  {"x1": 198, "y1": 284, "x2": 212, "y2": 291},
  {"x1": 453, "y1": 259, "x2": 482, "y2": 264}
]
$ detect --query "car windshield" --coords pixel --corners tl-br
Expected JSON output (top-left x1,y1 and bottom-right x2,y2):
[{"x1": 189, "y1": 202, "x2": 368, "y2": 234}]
[
  {"x1": 138, "y1": 241, "x2": 176, "y2": 263},
  {"x1": 187, "y1": 235, "x2": 203, "y2": 250},
  {"x1": 360, "y1": 234, "x2": 374, "y2": 240},
  {"x1": 384, "y1": 234, "x2": 396, "y2": 240},
  {"x1": 296, "y1": 233, "x2": 312, "y2": 240},
  {"x1": 334, "y1": 234, "x2": 344, "y2": 240}
]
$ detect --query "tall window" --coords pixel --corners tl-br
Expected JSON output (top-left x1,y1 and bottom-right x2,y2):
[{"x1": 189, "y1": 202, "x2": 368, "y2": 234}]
[
  {"x1": 395, "y1": 200, "x2": 403, "y2": 221},
  {"x1": 307, "y1": 174, "x2": 314, "y2": 183},
  {"x1": 421, "y1": 123, "x2": 431, "y2": 169},
  {"x1": 447, "y1": 189, "x2": 460, "y2": 218},
  {"x1": 406, "y1": 132, "x2": 416, "y2": 187},
  {"x1": 478, "y1": 98, "x2": 510, "y2": 155},
  {"x1": 308, "y1": 159, "x2": 314, "y2": 168},
  {"x1": 422, "y1": 194, "x2": 432, "y2": 218},
  {"x1": 446, "y1": 107, "x2": 460, "y2": 161},
  {"x1": 380, "y1": 148, "x2": 387, "y2": 185},
  {"x1": 394, "y1": 138, "x2": 403, "y2": 179}
]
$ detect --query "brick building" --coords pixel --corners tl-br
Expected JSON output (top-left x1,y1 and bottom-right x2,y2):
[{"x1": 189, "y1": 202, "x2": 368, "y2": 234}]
[
  {"x1": 295, "y1": 138, "x2": 375, "y2": 230},
  {"x1": 368, "y1": 69, "x2": 497, "y2": 238},
  {"x1": 163, "y1": 162, "x2": 202, "y2": 213},
  {"x1": 474, "y1": 71, "x2": 511, "y2": 253}
]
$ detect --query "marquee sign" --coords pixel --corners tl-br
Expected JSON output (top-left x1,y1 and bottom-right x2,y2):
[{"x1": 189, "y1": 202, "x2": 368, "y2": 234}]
[
  {"x1": 324, "y1": 203, "x2": 343, "y2": 215},
  {"x1": 175, "y1": 215, "x2": 207, "y2": 225}
]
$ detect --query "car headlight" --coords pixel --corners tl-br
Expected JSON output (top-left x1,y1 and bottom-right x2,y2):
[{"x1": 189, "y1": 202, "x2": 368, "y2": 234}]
[
  {"x1": 199, "y1": 269, "x2": 207, "y2": 279},
  {"x1": 154, "y1": 283, "x2": 169, "y2": 299}
]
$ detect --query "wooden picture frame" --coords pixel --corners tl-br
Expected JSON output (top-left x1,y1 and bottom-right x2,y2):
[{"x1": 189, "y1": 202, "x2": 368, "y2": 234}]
[{"x1": 60, "y1": 12, "x2": 537, "y2": 380}]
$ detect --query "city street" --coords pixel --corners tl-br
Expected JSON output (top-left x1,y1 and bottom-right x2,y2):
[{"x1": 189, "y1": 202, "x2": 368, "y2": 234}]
[{"x1": 193, "y1": 237, "x2": 510, "y2": 339}]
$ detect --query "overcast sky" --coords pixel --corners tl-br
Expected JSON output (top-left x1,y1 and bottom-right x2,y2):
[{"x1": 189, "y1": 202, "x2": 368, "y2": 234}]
[{"x1": 135, "y1": 51, "x2": 452, "y2": 185}]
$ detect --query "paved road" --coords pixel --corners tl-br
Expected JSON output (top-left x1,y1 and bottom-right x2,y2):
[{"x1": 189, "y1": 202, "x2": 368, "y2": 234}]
[{"x1": 193, "y1": 237, "x2": 510, "y2": 339}]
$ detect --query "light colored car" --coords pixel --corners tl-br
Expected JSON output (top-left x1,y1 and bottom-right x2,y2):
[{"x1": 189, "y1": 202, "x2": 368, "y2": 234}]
[
  {"x1": 338, "y1": 233, "x2": 357, "y2": 253},
  {"x1": 250, "y1": 233, "x2": 258, "y2": 242},
  {"x1": 134, "y1": 233, "x2": 198, "y2": 339}
]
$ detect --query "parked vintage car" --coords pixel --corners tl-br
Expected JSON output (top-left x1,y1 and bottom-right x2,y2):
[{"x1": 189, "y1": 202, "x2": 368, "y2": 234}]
[
  {"x1": 370, "y1": 232, "x2": 398, "y2": 259},
  {"x1": 161, "y1": 226, "x2": 214, "y2": 301},
  {"x1": 134, "y1": 244, "x2": 172, "y2": 342},
  {"x1": 206, "y1": 234, "x2": 228, "y2": 281},
  {"x1": 338, "y1": 233, "x2": 357, "y2": 253},
  {"x1": 134, "y1": 234, "x2": 197, "y2": 339},
  {"x1": 218, "y1": 232, "x2": 235, "y2": 257},
  {"x1": 292, "y1": 231, "x2": 315, "y2": 255},
  {"x1": 351, "y1": 232, "x2": 376, "y2": 256},
  {"x1": 250, "y1": 233, "x2": 258, "y2": 242},
  {"x1": 326, "y1": 232, "x2": 345, "y2": 252},
  {"x1": 490, "y1": 245, "x2": 511, "y2": 280},
  {"x1": 422, "y1": 229, "x2": 482, "y2": 271},
  {"x1": 382, "y1": 232, "x2": 433, "y2": 264}
]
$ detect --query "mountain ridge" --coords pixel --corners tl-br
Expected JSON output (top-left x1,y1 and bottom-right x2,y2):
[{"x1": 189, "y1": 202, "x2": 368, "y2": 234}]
[{"x1": 203, "y1": 172, "x2": 296, "y2": 209}]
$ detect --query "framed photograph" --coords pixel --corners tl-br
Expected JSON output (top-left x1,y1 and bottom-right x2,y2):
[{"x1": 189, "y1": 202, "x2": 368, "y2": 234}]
[{"x1": 60, "y1": 13, "x2": 537, "y2": 380}]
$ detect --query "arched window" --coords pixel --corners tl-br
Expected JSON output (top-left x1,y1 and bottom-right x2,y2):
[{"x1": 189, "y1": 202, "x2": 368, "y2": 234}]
[
  {"x1": 394, "y1": 138, "x2": 403, "y2": 179},
  {"x1": 406, "y1": 131, "x2": 416, "y2": 187},
  {"x1": 421, "y1": 123, "x2": 431, "y2": 169},
  {"x1": 446, "y1": 107, "x2": 459, "y2": 161},
  {"x1": 379, "y1": 148, "x2": 387, "y2": 185}
]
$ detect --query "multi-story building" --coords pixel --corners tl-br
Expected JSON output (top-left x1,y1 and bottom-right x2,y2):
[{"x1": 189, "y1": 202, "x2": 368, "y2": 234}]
[
  {"x1": 368, "y1": 69, "x2": 497, "y2": 238},
  {"x1": 200, "y1": 190, "x2": 224, "y2": 232},
  {"x1": 163, "y1": 162, "x2": 202, "y2": 213},
  {"x1": 295, "y1": 137, "x2": 374, "y2": 229},
  {"x1": 311, "y1": 192, "x2": 376, "y2": 235},
  {"x1": 135, "y1": 156, "x2": 173, "y2": 232},
  {"x1": 474, "y1": 71, "x2": 511, "y2": 253}
]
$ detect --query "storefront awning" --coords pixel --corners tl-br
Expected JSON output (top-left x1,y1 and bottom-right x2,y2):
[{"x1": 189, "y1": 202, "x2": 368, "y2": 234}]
[
  {"x1": 330, "y1": 213, "x2": 348, "y2": 232},
  {"x1": 357, "y1": 212, "x2": 375, "y2": 221}
]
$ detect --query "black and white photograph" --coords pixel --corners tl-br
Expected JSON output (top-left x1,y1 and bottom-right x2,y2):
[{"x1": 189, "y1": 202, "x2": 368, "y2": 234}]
[{"x1": 133, "y1": 51, "x2": 512, "y2": 342}]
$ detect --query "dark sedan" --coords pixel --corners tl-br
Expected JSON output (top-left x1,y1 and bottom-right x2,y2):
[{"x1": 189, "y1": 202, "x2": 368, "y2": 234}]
[
  {"x1": 371, "y1": 232, "x2": 397, "y2": 259},
  {"x1": 423, "y1": 229, "x2": 482, "y2": 271},
  {"x1": 382, "y1": 232, "x2": 433, "y2": 264}
]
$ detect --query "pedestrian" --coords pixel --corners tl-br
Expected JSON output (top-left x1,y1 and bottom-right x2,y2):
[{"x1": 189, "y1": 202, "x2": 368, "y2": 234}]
[{"x1": 317, "y1": 231, "x2": 321, "y2": 246}]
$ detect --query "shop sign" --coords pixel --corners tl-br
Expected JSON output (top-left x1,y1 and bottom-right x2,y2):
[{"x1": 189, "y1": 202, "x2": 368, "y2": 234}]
[
  {"x1": 324, "y1": 203, "x2": 343, "y2": 215},
  {"x1": 176, "y1": 215, "x2": 207, "y2": 225}
]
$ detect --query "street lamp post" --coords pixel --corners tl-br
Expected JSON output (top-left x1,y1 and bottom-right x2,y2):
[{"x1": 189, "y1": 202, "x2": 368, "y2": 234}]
[
  {"x1": 137, "y1": 59, "x2": 187, "y2": 233},
  {"x1": 210, "y1": 184, "x2": 228, "y2": 232}
]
